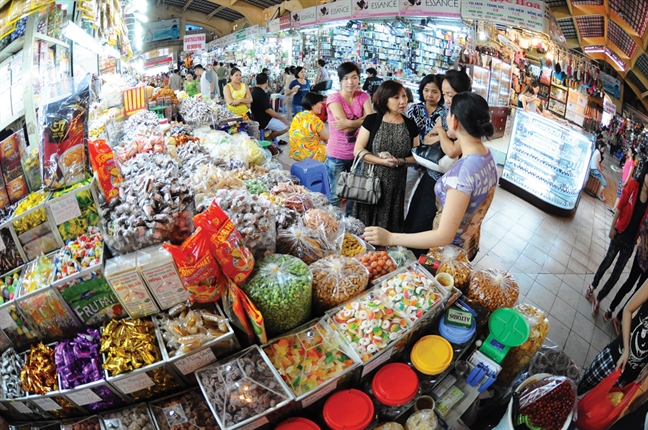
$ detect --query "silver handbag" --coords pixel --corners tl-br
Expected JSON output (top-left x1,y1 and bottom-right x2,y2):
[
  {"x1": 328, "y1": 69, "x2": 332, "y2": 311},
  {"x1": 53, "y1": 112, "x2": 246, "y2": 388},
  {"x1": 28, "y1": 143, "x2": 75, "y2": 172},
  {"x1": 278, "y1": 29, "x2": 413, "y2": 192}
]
[{"x1": 337, "y1": 151, "x2": 382, "y2": 205}]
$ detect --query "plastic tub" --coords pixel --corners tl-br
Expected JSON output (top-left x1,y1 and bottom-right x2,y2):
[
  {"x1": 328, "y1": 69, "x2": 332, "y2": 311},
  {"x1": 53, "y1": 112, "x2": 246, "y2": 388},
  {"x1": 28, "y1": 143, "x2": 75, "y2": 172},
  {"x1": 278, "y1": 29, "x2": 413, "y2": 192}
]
[
  {"x1": 410, "y1": 335, "x2": 453, "y2": 394},
  {"x1": 438, "y1": 315, "x2": 476, "y2": 353},
  {"x1": 369, "y1": 363, "x2": 420, "y2": 420},
  {"x1": 323, "y1": 389, "x2": 376, "y2": 430},
  {"x1": 276, "y1": 417, "x2": 321, "y2": 430}
]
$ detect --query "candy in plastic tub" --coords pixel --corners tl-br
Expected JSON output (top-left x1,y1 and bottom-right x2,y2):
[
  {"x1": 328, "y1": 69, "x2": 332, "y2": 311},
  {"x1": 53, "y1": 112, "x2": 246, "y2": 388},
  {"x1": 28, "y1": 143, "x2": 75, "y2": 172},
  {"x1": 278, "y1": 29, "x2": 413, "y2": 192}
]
[
  {"x1": 377, "y1": 268, "x2": 444, "y2": 322},
  {"x1": 331, "y1": 292, "x2": 410, "y2": 362}
]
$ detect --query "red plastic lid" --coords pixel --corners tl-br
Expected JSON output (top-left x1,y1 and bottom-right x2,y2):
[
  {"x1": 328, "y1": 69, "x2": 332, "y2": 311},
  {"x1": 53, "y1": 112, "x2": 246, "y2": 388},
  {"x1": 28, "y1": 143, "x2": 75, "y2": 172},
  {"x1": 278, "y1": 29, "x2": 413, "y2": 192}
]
[
  {"x1": 275, "y1": 417, "x2": 321, "y2": 430},
  {"x1": 371, "y1": 363, "x2": 420, "y2": 406},
  {"x1": 323, "y1": 389, "x2": 375, "y2": 430}
]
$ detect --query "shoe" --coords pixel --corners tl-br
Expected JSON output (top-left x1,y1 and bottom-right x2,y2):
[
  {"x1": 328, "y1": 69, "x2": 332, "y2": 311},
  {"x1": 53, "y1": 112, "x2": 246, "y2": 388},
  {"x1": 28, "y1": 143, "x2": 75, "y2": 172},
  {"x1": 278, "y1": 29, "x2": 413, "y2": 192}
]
[
  {"x1": 278, "y1": 140, "x2": 288, "y2": 146},
  {"x1": 591, "y1": 297, "x2": 599, "y2": 317},
  {"x1": 585, "y1": 284, "x2": 595, "y2": 301},
  {"x1": 598, "y1": 194, "x2": 606, "y2": 202},
  {"x1": 603, "y1": 310, "x2": 612, "y2": 323},
  {"x1": 608, "y1": 207, "x2": 615, "y2": 214},
  {"x1": 613, "y1": 317, "x2": 622, "y2": 336}
]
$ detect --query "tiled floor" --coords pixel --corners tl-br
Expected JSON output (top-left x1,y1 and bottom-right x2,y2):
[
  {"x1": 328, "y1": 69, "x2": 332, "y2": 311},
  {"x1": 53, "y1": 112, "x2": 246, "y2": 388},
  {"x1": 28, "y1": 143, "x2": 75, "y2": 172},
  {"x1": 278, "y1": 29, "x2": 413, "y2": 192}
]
[{"x1": 276, "y1": 134, "x2": 625, "y2": 371}]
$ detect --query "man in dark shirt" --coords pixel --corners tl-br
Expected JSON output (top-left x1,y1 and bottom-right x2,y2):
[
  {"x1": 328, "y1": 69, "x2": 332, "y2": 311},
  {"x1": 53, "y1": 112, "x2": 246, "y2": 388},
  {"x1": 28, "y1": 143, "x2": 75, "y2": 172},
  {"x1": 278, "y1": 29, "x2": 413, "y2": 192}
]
[
  {"x1": 362, "y1": 67, "x2": 383, "y2": 98},
  {"x1": 251, "y1": 73, "x2": 289, "y2": 141}
]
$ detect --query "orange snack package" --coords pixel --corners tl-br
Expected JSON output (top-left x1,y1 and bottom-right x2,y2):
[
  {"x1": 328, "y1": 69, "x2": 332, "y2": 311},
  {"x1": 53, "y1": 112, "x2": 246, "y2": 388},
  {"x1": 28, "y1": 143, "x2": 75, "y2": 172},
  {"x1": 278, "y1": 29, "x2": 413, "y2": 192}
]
[
  {"x1": 88, "y1": 139, "x2": 123, "y2": 204},
  {"x1": 193, "y1": 200, "x2": 254, "y2": 285},
  {"x1": 164, "y1": 226, "x2": 226, "y2": 304}
]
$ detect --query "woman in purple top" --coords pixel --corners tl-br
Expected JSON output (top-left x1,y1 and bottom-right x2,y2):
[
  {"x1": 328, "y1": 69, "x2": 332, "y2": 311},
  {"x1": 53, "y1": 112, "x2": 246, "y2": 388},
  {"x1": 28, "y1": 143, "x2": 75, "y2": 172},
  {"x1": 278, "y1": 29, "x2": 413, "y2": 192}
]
[
  {"x1": 326, "y1": 62, "x2": 374, "y2": 212},
  {"x1": 364, "y1": 92, "x2": 498, "y2": 261}
]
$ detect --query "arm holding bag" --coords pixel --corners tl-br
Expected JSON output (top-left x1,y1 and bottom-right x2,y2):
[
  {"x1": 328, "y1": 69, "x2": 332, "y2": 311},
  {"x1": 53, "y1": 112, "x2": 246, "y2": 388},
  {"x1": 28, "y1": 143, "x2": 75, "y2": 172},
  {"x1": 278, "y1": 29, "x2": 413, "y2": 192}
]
[{"x1": 576, "y1": 368, "x2": 642, "y2": 430}]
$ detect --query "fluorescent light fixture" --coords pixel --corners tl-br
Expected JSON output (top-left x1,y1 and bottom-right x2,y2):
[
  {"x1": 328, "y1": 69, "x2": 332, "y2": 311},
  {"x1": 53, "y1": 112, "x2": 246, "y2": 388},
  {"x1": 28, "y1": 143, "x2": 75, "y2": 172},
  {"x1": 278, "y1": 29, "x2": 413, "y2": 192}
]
[
  {"x1": 133, "y1": 12, "x2": 148, "y2": 22},
  {"x1": 478, "y1": 31, "x2": 486, "y2": 41},
  {"x1": 125, "y1": 0, "x2": 148, "y2": 14},
  {"x1": 64, "y1": 22, "x2": 121, "y2": 58},
  {"x1": 433, "y1": 24, "x2": 464, "y2": 32}
]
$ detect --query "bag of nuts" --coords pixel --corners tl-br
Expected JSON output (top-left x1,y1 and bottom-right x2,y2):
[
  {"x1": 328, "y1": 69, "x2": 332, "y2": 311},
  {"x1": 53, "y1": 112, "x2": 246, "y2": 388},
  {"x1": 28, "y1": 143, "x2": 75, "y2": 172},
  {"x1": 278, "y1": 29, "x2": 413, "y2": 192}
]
[
  {"x1": 467, "y1": 269, "x2": 519, "y2": 311},
  {"x1": 277, "y1": 223, "x2": 329, "y2": 265},
  {"x1": 427, "y1": 246, "x2": 473, "y2": 292},
  {"x1": 310, "y1": 255, "x2": 370, "y2": 313}
]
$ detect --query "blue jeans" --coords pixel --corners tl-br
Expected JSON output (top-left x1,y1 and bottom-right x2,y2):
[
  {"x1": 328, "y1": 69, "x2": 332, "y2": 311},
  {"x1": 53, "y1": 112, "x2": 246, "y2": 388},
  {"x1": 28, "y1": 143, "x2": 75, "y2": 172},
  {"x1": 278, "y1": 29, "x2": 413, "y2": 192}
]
[
  {"x1": 293, "y1": 104, "x2": 303, "y2": 113},
  {"x1": 591, "y1": 168, "x2": 607, "y2": 188},
  {"x1": 326, "y1": 155, "x2": 354, "y2": 214}
]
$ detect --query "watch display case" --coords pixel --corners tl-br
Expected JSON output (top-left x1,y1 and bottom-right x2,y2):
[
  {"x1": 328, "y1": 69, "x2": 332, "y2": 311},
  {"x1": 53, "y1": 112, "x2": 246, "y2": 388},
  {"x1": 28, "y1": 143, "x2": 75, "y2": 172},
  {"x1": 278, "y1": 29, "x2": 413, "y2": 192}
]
[
  {"x1": 462, "y1": 64, "x2": 489, "y2": 100},
  {"x1": 487, "y1": 57, "x2": 512, "y2": 107},
  {"x1": 499, "y1": 110, "x2": 595, "y2": 216}
]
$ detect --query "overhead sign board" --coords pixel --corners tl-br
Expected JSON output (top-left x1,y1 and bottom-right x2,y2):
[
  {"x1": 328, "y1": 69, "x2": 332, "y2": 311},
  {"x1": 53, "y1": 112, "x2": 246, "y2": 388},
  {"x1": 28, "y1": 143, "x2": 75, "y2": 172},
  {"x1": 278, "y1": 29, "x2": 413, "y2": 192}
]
[
  {"x1": 183, "y1": 34, "x2": 206, "y2": 51},
  {"x1": 354, "y1": 0, "x2": 400, "y2": 19},
  {"x1": 317, "y1": 0, "x2": 353, "y2": 23},
  {"x1": 461, "y1": 0, "x2": 546, "y2": 34},
  {"x1": 399, "y1": 0, "x2": 460, "y2": 17},
  {"x1": 291, "y1": 6, "x2": 317, "y2": 28}
]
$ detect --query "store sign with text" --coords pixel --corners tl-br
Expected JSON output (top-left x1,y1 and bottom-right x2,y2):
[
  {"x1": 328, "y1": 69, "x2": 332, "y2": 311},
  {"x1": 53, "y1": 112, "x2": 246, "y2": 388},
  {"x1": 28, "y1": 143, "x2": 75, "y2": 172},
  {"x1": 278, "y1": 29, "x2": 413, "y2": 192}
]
[
  {"x1": 267, "y1": 18, "x2": 280, "y2": 33},
  {"x1": 246, "y1": 25, "x2": 259, "y2": 38},
  {"x1": 399, "y1": 0, "x2": 460, "y2": 17},
  {"x1": 183, "y1": 34, "x2": 206, "y2": 51},
  {"x1": 461, "y1": 0, "x2": 546, "y2": 34},
  {"x1": 317, "y1": 0, "x2": 353, "y2": 23},
  {"x1": 354, "y1": 0, "x2": 400, "y2": 19},
  {"x1": 144, "y1": 18, "x2": 180, "y2": 42},
  {"x1": 279, "y1": 15, "x2": 291, "y2": 30},
  {"x1": 292, "y1": 6, "x2": 317, "y2": 28}
]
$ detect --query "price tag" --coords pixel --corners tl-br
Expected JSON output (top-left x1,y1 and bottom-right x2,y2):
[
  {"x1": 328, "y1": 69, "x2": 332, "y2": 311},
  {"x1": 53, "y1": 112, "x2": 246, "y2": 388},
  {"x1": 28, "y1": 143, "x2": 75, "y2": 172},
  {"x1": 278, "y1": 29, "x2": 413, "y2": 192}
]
[
  {"x1": 163, "y1": 404, "x2": 188, "y2": 427},
  {"x1": 10, "y1": 401, "x2": 32, "y2": 414},
  {"x1": 239, "y1": 415, "x2": 269, "y2": 430},
  {"x1": 33, "y1": 397, "x2": 62, "y2": 411},
  {"x1": 0, "y1": 308, "x2": 17, "y2": 330},
  {"x1": 49, "y1": 194, "x2": 82, "y2": 225},
  {"x1": 174, "y1": 348, "x2": 217, "y2": 375},
  {"x1": 66, "y1": 388, "x2": 103, "y2": 406},
  {"x1": 112, "y1": 372, "x2": 155, "y2": 394},
  {"x1": 301, "y1": 381, "x2": 337, "y2": 408},
  {"x1": 361, "y1": 347, "x2": 393, "y2": 377}
]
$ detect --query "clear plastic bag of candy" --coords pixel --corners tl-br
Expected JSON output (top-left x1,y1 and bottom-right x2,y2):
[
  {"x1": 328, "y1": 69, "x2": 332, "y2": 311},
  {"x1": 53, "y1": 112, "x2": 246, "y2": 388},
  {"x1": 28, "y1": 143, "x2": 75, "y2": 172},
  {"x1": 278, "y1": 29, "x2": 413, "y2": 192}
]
[
  {"x1": 387, "y1": 246, "x2": 417, "y2": 268},
  {"x1": 467, "y1": 269, "x2": 519, "y2": 311},
  {"x1": 310, "y1": 255, "x2": 369, "y2": 313},
  {"x1": 427, "y1": 245, "x2": 473, "y2": 292},
  {"x1": 276, "y1": 223, "x2": 328, "y2": 265}
]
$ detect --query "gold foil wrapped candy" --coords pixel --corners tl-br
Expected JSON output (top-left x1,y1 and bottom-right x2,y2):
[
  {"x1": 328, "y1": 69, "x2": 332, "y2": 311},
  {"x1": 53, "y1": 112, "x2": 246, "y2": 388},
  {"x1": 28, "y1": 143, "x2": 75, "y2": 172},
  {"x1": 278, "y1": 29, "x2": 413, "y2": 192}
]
[
  {"x1": 20, "y1": 342, "x2": 58, "y2": 394},
  {"x1": 100, "y1": 319, "x2": 162, "y2": 376}
]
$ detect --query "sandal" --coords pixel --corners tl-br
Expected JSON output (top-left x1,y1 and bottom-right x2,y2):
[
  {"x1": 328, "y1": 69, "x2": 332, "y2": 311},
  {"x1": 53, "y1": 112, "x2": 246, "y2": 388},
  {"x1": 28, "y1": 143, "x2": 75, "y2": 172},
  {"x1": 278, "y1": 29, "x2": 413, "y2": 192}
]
[
  {"x1": 603, "y1": 310, "x2": 612, "y2": 323},
  {"x1": 598, "y1": 194, "x2": 606, "y2": 202},
  {"x1": 613, "y1": 317, "x2": 622, "y2": 336},
  {"x1": 591, "y1": 297, "x2": 599, "y2": 317},
  {"x1": 585, "y1": 284, "x2": 595, "y2": 301}
]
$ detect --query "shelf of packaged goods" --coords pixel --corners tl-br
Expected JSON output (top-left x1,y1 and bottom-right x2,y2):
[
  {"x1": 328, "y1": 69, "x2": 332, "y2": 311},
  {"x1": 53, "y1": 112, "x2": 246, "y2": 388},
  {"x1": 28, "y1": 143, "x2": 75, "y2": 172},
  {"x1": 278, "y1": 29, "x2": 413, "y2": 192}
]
[
  {"x1": 0, "y1": 36, "x2": 25, "y2": 62},
  {"x1": 501, "y1": 171, "x2": 572, "y2": 209},
  {"x1": 0, "y1": 109, "x2": 25, "y2": 132},
  {"x1": 34, "y1": 33, "x2": 69, "y2": 49}
]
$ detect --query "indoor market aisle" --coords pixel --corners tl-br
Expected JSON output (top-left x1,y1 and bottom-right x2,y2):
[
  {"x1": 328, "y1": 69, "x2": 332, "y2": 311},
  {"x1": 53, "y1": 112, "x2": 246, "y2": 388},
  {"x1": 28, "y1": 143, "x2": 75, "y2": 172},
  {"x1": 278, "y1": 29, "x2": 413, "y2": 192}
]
[{"x1": 277, "y1": 145, "x2": 625, "y2": 370}]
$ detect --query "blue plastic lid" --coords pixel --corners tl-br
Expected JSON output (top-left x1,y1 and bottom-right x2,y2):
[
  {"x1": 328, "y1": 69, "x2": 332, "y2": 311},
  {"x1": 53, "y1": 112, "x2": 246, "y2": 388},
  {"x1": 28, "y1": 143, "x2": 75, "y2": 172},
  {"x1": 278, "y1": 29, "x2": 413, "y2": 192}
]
[{"x1": 439, "y1": 315, "x2": 476, "y2": 345}]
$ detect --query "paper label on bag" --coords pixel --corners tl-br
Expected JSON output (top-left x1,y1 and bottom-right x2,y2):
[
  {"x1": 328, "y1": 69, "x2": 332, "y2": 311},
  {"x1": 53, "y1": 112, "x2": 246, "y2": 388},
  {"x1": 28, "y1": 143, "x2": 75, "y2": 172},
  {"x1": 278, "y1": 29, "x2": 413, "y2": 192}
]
[
  {"x1": 108, "y1": 271, "x2": 158, "y2": 318},
  {"x1": 240, "y1": 415, "x2": 269, "y2": 430},
  {"x1": 33, "y1": 397, "x2": 62, "y2": 411},
  {"x1": 11, "y1": 401, "x2": 32, "y2": 414},
  {"x1": 175, "y1": 348, "x2": 217, "y2": 375},
  {"x1": 164, "y1": 404, "x2": 188, "y2": 427},
  {"x1": 141, "y1": 263, "x2": 188, "y2": 309},
  {"x1": 362, "y1": 347, "x2": 393, "y2": 376},
  {"x1": 0, "y1": 308, "x2": 17, "y2": 330},
  {"x1": 301, "y1": 381, "x2": 337, "y2": 408},
  {"x1": 50, "y1": 194, "x2": 82, "y2": 225},
  {"x1": 66, "y1": 388, "x2": 103, "y2": 406},
  {"x1": 113, "y1": 372, "x2": 155, "y2": 394}
]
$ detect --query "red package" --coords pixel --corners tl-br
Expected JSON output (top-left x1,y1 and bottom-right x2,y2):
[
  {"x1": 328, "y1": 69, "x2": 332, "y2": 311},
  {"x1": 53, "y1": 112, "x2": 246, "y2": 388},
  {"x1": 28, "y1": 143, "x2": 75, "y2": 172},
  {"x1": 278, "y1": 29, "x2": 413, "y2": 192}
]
[
  {"x1": 88, "y1": 139, "x2": 123, "y2": 204},
  {"x1": 193, "y1": 200, "x2": 255, "y2": 285},
  {"x1": 164, "y1": 226, "x2": 226, "y2": 304}
]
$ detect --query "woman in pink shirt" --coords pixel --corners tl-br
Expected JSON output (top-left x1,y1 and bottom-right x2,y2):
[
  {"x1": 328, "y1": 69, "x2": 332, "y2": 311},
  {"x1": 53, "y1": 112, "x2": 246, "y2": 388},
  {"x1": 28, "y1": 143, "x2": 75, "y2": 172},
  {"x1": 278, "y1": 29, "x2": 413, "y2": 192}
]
[
  {"x1": 613, "y1": 147, "x2": 637, "y2": 210},
  {"x1": 326, "y1": 62, "x2": 374, "y2": 213}
]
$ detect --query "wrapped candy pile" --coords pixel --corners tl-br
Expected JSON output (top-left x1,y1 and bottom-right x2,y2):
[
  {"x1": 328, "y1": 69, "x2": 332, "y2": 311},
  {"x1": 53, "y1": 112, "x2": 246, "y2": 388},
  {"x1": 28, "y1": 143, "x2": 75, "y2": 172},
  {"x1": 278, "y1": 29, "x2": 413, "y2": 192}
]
[
  {"x1": 53, "y1": 231, "x2": 103, "y2": 280},
  {"x1": 100, "y1": 319, "x2": 162, "y2": 376},
  {"x1": 21, "y1": 342, "x2": 58, "y2": 394},
  {"x1": 1, "y1": 347, "x2": 25, "y2": 398},
  {"x1": 55, "y1": 328, "x2": 102, "y2": 389}
]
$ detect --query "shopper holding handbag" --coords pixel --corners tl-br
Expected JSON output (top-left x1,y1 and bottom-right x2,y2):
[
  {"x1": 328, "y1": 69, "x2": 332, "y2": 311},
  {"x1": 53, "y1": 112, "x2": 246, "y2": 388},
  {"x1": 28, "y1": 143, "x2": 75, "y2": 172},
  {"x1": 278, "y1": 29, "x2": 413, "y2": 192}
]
[{"x1": 349, "y1": 80, "x2": 419, "y2": 233}]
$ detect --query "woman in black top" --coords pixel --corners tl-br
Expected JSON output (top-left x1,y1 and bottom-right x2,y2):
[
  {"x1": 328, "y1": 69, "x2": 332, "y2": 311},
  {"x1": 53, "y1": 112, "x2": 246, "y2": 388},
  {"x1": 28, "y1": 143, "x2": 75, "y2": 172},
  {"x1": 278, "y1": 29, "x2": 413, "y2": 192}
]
[{"x1": 351, "y1": 80, "x2": 419, "y2": 233}]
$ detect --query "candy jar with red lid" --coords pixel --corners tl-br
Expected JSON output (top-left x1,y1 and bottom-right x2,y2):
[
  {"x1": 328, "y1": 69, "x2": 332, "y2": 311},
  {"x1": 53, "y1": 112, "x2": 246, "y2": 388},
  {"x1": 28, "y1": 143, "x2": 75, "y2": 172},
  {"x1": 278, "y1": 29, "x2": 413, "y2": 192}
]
[
  {"x1": 323, "y1": 388, "x2": 378, "y2": 430},
  {"x1": 275, "y1": 417, "x2": 321, "y2": 430},
  {"x1": 366, "y1": 363, "x2": 420, "y2": 420}
]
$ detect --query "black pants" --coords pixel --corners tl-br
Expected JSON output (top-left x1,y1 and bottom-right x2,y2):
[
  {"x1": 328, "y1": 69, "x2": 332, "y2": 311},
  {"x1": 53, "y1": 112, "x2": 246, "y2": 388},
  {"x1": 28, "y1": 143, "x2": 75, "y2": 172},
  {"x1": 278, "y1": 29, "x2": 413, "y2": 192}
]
[
  {"x1": 594, "y1": 235, "x2": 636, "y2": 302},
  {"x1": 218, "y1": 79, "x2": 227, "y2": 97},
  {"x1": 404, "y1": 172, "x2": 438, "y2": 257},
  {"x1": 610, "y1": 254, "x2": 648, "y2": 320}
]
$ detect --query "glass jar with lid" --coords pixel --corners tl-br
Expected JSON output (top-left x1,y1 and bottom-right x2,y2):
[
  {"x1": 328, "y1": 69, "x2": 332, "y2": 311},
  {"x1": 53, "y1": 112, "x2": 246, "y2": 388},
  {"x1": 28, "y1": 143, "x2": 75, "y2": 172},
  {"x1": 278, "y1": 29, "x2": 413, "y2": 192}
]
[
  {"x1": 275, "y1": 417, "x2": 321, "y2": 430},
  {"x1": 409, "y1": 335, "x2": 454, "y2": 394},
  {"x1": 323, "y1": 389, "x2": 377, "y2": 430},
  {"x1": 366, "y1": 363, "x2": 420, "y2": 420}
]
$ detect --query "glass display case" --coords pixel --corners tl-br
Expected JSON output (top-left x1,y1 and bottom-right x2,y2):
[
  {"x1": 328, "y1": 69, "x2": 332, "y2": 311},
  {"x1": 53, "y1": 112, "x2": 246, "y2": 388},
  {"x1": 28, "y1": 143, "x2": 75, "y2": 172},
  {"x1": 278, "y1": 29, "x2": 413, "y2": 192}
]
[
  {"x1": 462, "y1": 64, "x2": 489, "y2": 99},
  {"x1": 499, "y1": 110, "x2": 595, "y2": 216},
  {"x1": 488, "y1": 57, "x2": 512, "y2": 106}
]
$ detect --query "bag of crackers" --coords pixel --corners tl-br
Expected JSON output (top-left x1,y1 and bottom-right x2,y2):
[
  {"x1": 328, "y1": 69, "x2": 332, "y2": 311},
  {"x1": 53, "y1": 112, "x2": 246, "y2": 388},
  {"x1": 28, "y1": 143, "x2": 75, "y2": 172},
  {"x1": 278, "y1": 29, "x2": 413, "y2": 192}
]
[
  {"x1": 427, "y1": 245, "x2": 473, "y2": 292},
  {"x1": 467, "y1": 269, "x2": 519, "y2": 312}
]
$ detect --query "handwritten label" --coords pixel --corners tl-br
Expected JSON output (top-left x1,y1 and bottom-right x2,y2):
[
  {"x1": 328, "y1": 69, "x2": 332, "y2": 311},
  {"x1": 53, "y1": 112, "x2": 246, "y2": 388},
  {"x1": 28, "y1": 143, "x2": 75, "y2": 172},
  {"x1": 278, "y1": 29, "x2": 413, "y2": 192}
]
[
  {"x1": 362, "y1": 347, "x2": 393, "y2": 377},
  {"x1": 163, "y1": 404, "x2": 188, "y2": 427},
  {"x1": 174, "y1": 348, "x2": 217, "y2": 375},
  {"x1": 301, "y1": 381, "x2": 337, "y2": 408},
  {"x1": 239, "y1": 415, "x2": 269, "y2": 430},
  {"x1": 112, "y1": 372, "x2": 154, "y2": 394},
  {"x1": 66, "y1": 388, "x2": 103, "y2": 406},
  {"x1": 0, "y1": 308, "x2": 17, "y2": 330},
  {"x1": 10, "y1": 401, "x2": 32, "y2": 414},
  {"x1": 50, "y1": 194, "x2": 82, "y2": 225},
  {"x1": 33, "y1": 397, "x2": 62, "y2": 411}
]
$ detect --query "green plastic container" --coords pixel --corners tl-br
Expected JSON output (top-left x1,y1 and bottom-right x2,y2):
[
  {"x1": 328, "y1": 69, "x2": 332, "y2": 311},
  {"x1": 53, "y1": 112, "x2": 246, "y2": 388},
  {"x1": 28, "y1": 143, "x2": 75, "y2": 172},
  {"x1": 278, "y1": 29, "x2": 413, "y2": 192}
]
[{"x1": 479, "y1": 308, "x2": 530, "y2": 363}]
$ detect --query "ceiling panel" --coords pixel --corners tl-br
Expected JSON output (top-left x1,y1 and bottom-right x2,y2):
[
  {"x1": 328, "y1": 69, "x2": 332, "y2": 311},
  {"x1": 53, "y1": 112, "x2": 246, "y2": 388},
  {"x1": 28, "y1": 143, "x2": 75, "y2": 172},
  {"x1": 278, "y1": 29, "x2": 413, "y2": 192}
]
[
  {"x1": 627, "y1": 70, "x2": 648, "y2": 93},
  {"x1": 608, "y1": 19, "x2": 638, "y2": 57},
  {"x1": 556, "y1": 18, "x2": 577, "y2": 39},
  {"x1": 609, "y1": 0, "x2": 648, "y2": 37},
  {"x1": 571, "y1": 0, "x2": 604, "y2": 5},
  {"x1": 544, "y1": 0, "x2": 567, "y2": 7},
  {"x1": 239, "y1": 0, "x2": 284, "y2": 9},
  {"x1": 162, "y1": 0, "x2": 244, "y2": 21},
  {"x1": 575, "y1": 15, "x2": 604, "y2": 38},
  {"x1": 635, "y1": 53, "x2": 648, "y2": 81}
]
